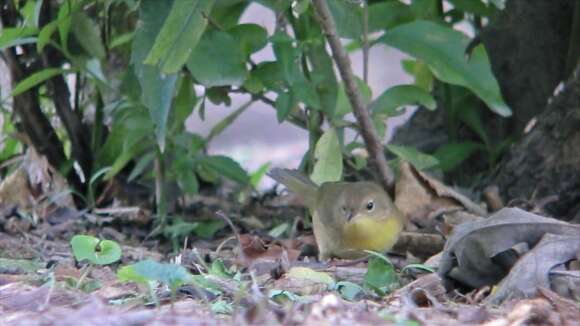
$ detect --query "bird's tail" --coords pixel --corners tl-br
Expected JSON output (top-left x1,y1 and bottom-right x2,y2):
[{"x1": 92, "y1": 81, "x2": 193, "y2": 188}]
[{"x1": 268, "y1": 168, "x2": 318, "y2": 208}]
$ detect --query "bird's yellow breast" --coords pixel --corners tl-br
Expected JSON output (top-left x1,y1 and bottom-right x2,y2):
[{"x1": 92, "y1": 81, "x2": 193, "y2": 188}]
[{"x1": 343, "y1": 216, "x2": 403, "y2": 252}]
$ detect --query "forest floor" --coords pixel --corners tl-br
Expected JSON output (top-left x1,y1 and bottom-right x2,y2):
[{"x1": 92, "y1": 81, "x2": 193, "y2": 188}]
[{"x1": 0, "y1": 162, "x2": 579, "y2": 325}]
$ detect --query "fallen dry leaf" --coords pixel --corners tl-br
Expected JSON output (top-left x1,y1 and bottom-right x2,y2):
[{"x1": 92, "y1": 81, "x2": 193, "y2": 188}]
[
  {"x1": 395, "y1": 161, "x2": 486, "y2": 231},
  {"x1": 439, "y1": 207, "x2": 580, "y2": 297},
  {"x1": 486, "y1": 233, "x2": 580, "y2": 304}
]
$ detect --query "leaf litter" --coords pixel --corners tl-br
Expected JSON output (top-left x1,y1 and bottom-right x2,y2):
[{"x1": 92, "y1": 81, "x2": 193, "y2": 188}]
[{"x1": 0, "y1": 162, "x2": 579, "y2": 325}]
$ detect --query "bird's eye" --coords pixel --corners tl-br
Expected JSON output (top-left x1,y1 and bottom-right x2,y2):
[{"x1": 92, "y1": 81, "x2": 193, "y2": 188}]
[{"x1": 366, "y1": 200, "x2": 374, "y2": 211}]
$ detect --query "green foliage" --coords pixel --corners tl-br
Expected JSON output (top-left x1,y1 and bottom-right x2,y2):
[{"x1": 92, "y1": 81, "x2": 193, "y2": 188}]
[
  {"x1": 380, "y1": 20, "x2": 511, "y2": 117},
  {"x1": 363, "y1": 254, "x2": 398, "y2": 296},
  {"x1": 70, "y1": 235, "x2": 122, "y2": 265},
  {"x1": 1, "y1": 0, "x2": 512, "y2": 232},
  {"x1": 117, "y1": 259, "x2": 194, "y2": 298},
  {"x1": 310, "y1": 128, "x2": 343, "y2": 185}
]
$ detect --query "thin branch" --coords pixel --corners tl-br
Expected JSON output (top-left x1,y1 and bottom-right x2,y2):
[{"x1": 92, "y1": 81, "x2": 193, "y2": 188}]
[
  {"x1": 312, "y1": 0, "x2": 395, "y2": 190},
  {"x1": 362, "y1": 0, "x2": 369, "y2": 84},
  {"x1": 216, "y1": 210, "x2": 247, "y2": 264}
]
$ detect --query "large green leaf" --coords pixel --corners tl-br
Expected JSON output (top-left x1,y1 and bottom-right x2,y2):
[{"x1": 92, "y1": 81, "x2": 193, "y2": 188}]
[
  {"x1": 71, "y1": 11, "x2": 105, "y2": 59},
  {"x1": 371, "y1": 85, "x2": 436, "y2": 117},
  {"x1": 380, "y1": 20, "x2": 511, "y2": 117},
  {"x1": 327, "y1": 0, "x2": 362, "y2": 39},
  {"x1": 144, "y1": 0, "x2": 215, "y2": 74},
  {"x1": 199, "y1": 155, "x2": 249, "y2": 185},
  {"x1": 227, "y1": 23, "x2": 268, "y2": 58},
  {"x1": 187, "y1": 29, "x2": 247, "y2": 87},
  {"x1": 132, "y1": 0, "x2": 178, "y2": 151},
  {"x1": 368, "y1": 1, "x2": 414, "y2": 31},
  {"x1": 310, "y1": 128, "x2": 343, "y2": 185}
]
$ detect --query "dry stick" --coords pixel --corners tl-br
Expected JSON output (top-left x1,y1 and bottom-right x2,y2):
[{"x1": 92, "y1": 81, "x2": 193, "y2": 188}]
[
  {"x1": 215, "y1": 210, "x2": 247, "y2": 264},
  {"x1": 312, "y1": 0, "x2": 395, "y2": 191}
]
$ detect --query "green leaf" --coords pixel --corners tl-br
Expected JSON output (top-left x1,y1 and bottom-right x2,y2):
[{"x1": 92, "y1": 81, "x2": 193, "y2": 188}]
[
  {"x1": 275, "y1": 90, "x2": 296, "y2": 123},
  {"x1": 250, "y1": 162, "x2": 271, "y2": 188},
  {"x1": 199, "y1": 155, "x2": 249, "y2": 184},
  {"x1": 368, "y1": 2, "x2": 414, "y2": 31},
  {"x1": 144, "y1": 0, "x2": 215, "y2": 74},
  {"x1": 128, "y1": 151, "x2": 156, "y2": 182},
  {"x1": 433, "y1": 142, "x2": 481, "y2": 172},
  {"x1": 132, "y1": 0, "x2": 178, "y2": 151},
  {"x1": 187, "y1": 29, "x2": 247, "y2": 87},
  {"x1": 192, "y1": 220, "x2": 225, "y2": 239},
  {"x1": 172, "y1": 75, "x2": 197, "y2": 132},
  {"x1": 310, "y1": 128, "x2": 343, "y2": 185},
  {"x1": 117, "y1": 259, "x2": 192, "y2": 289},
  {"x1": 386, "y1": 144, "x2": 439, "y2": 170},
  {"x1": 327, "y1": 0, "x2": 362, "y2": 39},
  {"x1": 380, "y1": 20, "x2": 511, "y2": 116},
  {"x1": 209, "y1": 259, "x2": 234, "y2": 278},
  {"x1": 272, "y1": 32, "x2": 300, "y2": 84},
  {"x1": 268, "y1": 222, "x2": 289, "y2": 238},
  {"x1": 109, "y1": 31, "x2": 134, "y2": 49},
  {"x1": 0, "y1": 27, "x2": 37, "y2": 50},
  {"x1": 363, "y1": 256, "x2": 397, "y2": 295},
  {"x1": 207, "y1": 101, "x2": 251, "y2": 141},
  {"x1": 228, "y1": 23, "x2": 268, "y2": 57},
  {"x1": 11, "y1": 68, "x2": 73, "y2": 97},
  {"x1": 335, "y1": 281, "x2": 363, "y2": 301},
  {"x1": 57, "y1": 1, "x2": 73, "y2": 52},
  {"x1": 70, "y1": 235, "x2": 122, "y2": 265},
  {"x1": 370, "y1": 85, "x2": 436, "y2": 117},
  {"x1": 179, "y1": 170, "x2": 200, "y2": 195},
  {"x1": 71, "y1": 11, "x2": 105, "y2": 59},
  {"x1": 307, "y1": 39, "x2": 338, "y2": 117},
  {"x1": 401, "y1": 59, "x2": 433, "y2": 91},
  {"x1": 252, "y1": 61, "x2": 285, "y2": 91}
]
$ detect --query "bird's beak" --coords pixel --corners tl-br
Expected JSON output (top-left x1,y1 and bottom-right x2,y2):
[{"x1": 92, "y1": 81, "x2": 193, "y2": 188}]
[{"x1": 344, "y1": 209, "x2": 354, "y2": 222}]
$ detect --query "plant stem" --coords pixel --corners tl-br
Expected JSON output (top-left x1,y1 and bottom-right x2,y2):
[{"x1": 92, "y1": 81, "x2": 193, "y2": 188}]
[
  {"x1": 362, "y1": 0, "x2": 369, "y2": 84},
  {"x1": 76, "y1": 264, "x2": 93, "y2": 290},
  {"x1": 154, "y1": 151, "x2": 167, "y2": 225},
  {"x1": 312, "y1": 0, "x2": 395, "y2": 191}
]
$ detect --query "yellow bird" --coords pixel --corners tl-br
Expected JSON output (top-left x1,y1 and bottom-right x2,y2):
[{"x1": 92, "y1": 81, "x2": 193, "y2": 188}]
[{"x1": 269, "y1": 168, "x2": 405, "y2": 260}]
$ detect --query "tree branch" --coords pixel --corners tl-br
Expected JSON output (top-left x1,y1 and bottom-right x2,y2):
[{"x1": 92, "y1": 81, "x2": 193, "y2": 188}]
[
  {"x1": 312, "y1": 0, "x2": 395, "y2": 190},
  {"x1": 40, "y1": 1, "x2": 93, "y2": 184}
]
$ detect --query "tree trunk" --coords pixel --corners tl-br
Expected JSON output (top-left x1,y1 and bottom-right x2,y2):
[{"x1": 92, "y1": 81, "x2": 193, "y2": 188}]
[{"x1": 490, "y1": 68, "x2": 580, "y2": 221}]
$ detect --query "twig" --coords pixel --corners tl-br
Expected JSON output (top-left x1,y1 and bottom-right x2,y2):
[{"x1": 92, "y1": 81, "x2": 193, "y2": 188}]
[
  {"x1": 215, "y1": 210, "x2": 247, "y2": 263},
  {"x1": 312, "y1": 0, "x2": 395, "y2": 191},
  {"x1": 362, "y1": 0, "x2": 369, "y2": 83}
]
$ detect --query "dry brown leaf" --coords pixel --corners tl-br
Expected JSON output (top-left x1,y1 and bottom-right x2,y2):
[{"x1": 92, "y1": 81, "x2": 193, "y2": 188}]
[
  {"x1": 487, "y1": 233, "x2": 580, "y2": 304},
  {"x1": 439, "y1": 207, "x2": 580, "y2": 297},
  {"x1": 395, "y1": 161, "x2": 486, "y2": 231}
]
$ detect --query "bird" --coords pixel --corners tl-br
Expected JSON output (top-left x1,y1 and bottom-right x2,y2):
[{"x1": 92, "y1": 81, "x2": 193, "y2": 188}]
[{"x1": 268, "y1": 168, "x2": 405, "y2": 260}]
